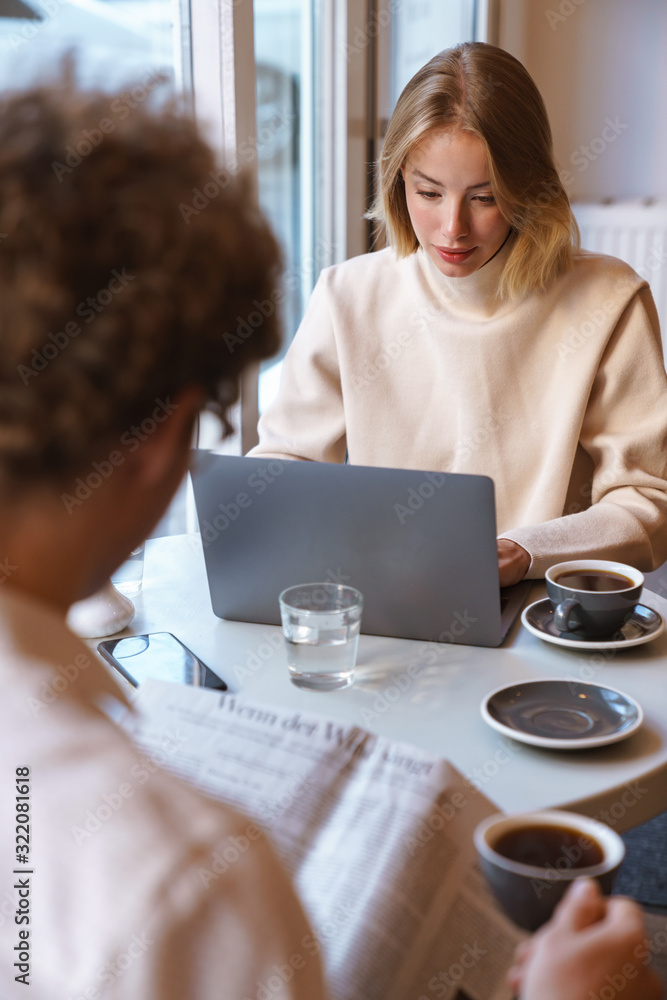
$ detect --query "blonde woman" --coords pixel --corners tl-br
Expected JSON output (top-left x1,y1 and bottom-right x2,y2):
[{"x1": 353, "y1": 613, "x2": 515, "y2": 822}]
[{"x1": 251, "y1": 42, "x2": 667, "y2": 586}]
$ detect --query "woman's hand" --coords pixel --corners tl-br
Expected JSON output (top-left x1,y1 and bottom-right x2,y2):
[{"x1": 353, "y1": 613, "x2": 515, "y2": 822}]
[
  {"x1": 497, "y1": 538, "x2": 531, "y2": 586},
  {"x1": 508, "y1": 879, "x2": 663, "y2": 1000}
]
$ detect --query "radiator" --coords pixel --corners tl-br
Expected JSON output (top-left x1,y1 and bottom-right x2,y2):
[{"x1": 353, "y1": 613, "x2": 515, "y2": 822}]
[{"x1": 572, "y1": 200, "x2": 667, "y2": 351}]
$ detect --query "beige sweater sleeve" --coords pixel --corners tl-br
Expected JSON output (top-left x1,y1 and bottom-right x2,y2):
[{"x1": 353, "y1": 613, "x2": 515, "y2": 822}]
[
  {"x1": 502, "y1": 287, "x2": 667, "y2": 576},
  {"x1": 251, "y1": 272, "x2": 347, "y2": 463}
]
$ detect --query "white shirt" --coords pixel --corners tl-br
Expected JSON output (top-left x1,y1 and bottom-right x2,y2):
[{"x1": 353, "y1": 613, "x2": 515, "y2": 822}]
[{"x1": 0, "y1": 585, "x2": 326, "y2": 1000}]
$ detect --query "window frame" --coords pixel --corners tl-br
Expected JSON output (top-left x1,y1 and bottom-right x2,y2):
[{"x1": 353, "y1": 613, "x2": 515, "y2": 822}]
[{"x1": 190, "y1": 0, "x2": 259, "y2": 453}]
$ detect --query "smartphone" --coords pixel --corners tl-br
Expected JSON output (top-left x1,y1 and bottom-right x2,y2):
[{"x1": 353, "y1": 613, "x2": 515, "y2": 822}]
[{"x1": 98, "y1": 632, "x2": 228, "y2": 690}]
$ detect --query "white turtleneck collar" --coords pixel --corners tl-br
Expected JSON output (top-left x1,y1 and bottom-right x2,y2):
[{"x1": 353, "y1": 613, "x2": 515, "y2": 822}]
[{"x1": 416, "y1": 231, "x2": 517, "y2": 319}]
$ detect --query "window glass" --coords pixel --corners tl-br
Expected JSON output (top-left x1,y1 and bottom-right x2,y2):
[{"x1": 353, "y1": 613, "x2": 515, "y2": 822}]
[
  {"x1": 0, "y1": 0, "x2": 191, "y2": 93},
  {"x1": 0, "y1": 0, "x2": 193, "y2": 539},
  {"x1": 390, "y1": 0, "x2": 476, "y2": 109},
  {"x1": 254, "y1": 0, "x2": 324, "y2": 412}
]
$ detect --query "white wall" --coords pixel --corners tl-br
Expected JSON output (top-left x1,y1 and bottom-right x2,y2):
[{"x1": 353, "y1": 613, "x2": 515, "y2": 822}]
[{"x1": 499, "y1": 0, "x2": 667, "y2": 201}]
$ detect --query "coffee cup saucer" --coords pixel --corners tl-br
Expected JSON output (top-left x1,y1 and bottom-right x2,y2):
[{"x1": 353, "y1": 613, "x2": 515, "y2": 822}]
[
  {"x1": 481, "y1": 678, "x2": 643, "y2": 749},
  {"x1": 521, "y1": 598, "x2": 665, "y2": 650}
]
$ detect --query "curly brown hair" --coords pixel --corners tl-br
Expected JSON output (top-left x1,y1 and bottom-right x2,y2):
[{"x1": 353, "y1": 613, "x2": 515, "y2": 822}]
[{"x1": 0, "y1": 81, "x2": 282, "y2": 493}]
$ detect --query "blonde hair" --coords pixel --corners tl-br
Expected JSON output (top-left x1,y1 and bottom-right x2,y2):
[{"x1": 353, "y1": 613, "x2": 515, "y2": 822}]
[{"x1": 368, "y1": 42, "x2": 579, "y2": 298}]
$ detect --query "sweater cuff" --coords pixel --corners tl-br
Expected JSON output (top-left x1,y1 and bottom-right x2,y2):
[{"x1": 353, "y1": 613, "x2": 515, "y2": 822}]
[{"x1": 497, "y1": 534, "x2": 535, "y2": 577}]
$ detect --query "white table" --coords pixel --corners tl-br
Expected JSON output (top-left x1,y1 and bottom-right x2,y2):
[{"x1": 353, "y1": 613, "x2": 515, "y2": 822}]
[{"x1": 119, "y1": 533, "x2": 667, "y2": 832}]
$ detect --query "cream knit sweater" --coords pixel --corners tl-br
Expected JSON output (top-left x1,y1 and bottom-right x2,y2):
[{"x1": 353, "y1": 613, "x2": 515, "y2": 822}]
[{"x1": 251, "y1": 241, "x2": 667, "y2": 578}]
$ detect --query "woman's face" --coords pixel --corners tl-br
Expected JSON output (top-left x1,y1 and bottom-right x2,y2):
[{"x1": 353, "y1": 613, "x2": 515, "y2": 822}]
[{"x1": 403, "y1": 128, "x2": 511, "y2": 278}]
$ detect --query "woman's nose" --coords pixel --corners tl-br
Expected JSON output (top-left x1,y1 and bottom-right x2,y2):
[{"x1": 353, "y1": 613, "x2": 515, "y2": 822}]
[{"x1": 440, "y1": 199, "x2": 469, "y2": 242}]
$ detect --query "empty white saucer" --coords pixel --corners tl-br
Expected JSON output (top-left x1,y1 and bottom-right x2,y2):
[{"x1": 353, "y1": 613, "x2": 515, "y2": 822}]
[{"x1": 521, "y1": 598, "x2": 664, "y2": 650}]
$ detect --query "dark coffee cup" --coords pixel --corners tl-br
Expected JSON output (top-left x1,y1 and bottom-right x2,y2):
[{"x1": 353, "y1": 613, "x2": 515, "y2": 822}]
[
  {"x1": 545, "y1": 560, "x2": 643, "y2": 638},
  {"x1": 473, "y1": 809, "x2": 625, "y2": 931}
]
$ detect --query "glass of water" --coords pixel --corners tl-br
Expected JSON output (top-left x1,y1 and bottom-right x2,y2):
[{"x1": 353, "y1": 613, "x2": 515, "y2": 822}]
[
  {"x1": 111, "y1": 543, "x2": 145, "y2": 597},
  {"x1": 279, "y1": 583, "x2": 364, "y2": 691}
]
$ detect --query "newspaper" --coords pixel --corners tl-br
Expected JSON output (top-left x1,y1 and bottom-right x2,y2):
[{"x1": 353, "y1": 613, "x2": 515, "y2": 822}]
[{"x1": 125, "y1": 680, "x2": 524, "y2": 1000}]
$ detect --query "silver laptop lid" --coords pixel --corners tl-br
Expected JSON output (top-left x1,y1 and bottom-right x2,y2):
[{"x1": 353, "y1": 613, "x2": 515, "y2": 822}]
[{"x1": 191, "y1": 453, "x2": 504, "y2": 646}]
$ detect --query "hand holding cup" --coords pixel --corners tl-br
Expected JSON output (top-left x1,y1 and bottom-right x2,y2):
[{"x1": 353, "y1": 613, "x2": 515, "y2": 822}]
[
  {"x1": 473, "y1": 809, "x2": 625, "y2": 932},
  {"x1": 507, "y1": 879, "x2": 663, "y2": 1000}
]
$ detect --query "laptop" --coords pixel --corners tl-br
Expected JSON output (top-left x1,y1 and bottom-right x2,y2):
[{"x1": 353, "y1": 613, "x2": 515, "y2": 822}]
[{"x1": 190, "y1": 452, "x2": 531, "y2": 647}]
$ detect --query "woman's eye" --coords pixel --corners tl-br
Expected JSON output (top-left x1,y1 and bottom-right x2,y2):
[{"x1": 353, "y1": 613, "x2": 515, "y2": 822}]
[
  {"x1": 416, "y1": 190, "x2": 439, "y2": 200},
  {"x1": 474, "y1": 195, "x2": 496, "y2": 205}
]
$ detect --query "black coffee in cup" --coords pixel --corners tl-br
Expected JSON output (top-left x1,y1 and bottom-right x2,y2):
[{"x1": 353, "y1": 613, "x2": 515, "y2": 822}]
[
  {"x1": 545, "y1": 560, "x2": 643, "y2": 638},
  {"x1": 553, "y1": 571, "x2": 634, "y2": 592},
  {"x1": 474, "y1": 810, "x2": 625, "y2": 931},
  {"x1": 492, "y1": 823, "x2": 604, "y2": 869}
]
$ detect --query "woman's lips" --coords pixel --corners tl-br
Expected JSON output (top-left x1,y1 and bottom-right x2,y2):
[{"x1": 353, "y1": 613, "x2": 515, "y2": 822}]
[{"x1": 435, "y1": 246, "x2": 476, "y2": 264}]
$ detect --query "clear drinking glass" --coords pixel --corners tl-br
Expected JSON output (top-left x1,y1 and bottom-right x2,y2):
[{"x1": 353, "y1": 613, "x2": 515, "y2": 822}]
[
  {"x1": 279, "y1": 583, "x2": 364, "y2": 691},
  {"x1": 111, "y1": 543, "x2": 145, "y2": 597}
]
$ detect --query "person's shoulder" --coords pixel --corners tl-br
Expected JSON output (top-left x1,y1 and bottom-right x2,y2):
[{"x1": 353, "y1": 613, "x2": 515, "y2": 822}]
[
  {"x1": 569, "y1": 249, "x2": 646, "y2": 293},
  {"x1": 319, "y1": 246, "x2": 406, "y2": 291},
  {"x1": 30, "y1": 696, "x2": 288, "y2": 908},
  {"x1": 73, "y1": 718, "x2": 279, "y2": 880},
  {"x1": 17, "y1": 693, "x2": 301, "y2": 993}
]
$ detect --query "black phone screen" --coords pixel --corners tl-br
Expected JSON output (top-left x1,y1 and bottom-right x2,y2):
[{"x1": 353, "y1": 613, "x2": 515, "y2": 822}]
[{"x1": 97, "y1": 632, "x2": 227, "y2": 690}]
